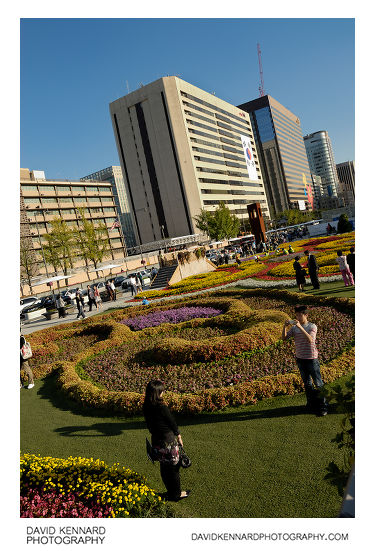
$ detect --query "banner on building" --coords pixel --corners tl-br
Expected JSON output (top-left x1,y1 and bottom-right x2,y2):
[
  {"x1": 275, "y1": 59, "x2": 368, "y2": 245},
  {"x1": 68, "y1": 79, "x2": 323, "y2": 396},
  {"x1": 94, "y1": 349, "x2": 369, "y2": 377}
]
[
  {"x1": 298, "y1": 200, "x2": 306, "y2": 211},
  {"x1": 302, "y1": 173, "x2": 314, "y2": 209},
  {"x1": 240, "y1": 135, "x2": 258, "y2": 181}
]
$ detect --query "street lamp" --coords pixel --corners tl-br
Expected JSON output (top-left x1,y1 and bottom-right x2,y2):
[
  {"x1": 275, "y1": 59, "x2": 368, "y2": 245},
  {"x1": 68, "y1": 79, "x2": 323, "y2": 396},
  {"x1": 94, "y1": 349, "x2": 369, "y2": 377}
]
[{"x1": 160, "y1": 224, "x2": 167, "y2": 253}]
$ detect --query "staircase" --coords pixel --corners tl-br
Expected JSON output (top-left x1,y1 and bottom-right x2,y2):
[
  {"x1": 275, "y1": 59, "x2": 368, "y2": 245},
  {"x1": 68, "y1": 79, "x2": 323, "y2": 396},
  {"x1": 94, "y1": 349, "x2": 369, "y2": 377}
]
[{"x1": 150, "y1": 264, "x2": 178, "y2": 290}]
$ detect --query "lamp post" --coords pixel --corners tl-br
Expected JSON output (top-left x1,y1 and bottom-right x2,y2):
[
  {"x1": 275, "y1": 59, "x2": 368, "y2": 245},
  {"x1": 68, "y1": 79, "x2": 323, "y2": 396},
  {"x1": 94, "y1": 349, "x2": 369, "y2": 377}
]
[{"x1": 160, "y1": 224, "x2": 167, "y2": 253}]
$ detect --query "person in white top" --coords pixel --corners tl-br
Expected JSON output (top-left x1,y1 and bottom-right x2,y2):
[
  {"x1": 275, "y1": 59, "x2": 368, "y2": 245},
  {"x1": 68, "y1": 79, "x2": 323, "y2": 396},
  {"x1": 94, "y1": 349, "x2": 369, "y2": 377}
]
[
  {"x1": 336, "y1": 250, "x2": 354, "y2": 287},
  {"x1": 129, "y1": 276, "x2": 137, "y2": 297}
]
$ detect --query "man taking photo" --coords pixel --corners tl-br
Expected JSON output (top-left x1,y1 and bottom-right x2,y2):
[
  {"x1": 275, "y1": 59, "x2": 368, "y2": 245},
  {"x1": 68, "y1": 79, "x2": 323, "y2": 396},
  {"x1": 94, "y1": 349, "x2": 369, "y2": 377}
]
[{"x1": 282, "y1": 304, "x2": 328, "y2": 416}]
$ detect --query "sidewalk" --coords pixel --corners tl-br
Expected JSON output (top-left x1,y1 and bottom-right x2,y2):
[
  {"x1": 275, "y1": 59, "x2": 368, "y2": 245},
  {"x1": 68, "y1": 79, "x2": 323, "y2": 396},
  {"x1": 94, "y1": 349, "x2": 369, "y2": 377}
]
[{"x1": 21, "y1": 290, "x2": 138, "y2": 335}]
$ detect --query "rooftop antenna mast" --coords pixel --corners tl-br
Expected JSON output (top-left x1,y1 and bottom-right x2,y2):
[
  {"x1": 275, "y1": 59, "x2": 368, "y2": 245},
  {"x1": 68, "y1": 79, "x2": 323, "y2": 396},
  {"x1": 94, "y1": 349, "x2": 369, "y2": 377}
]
[{"x1": 257, "y1": 43, "x2": 265, "y2": 97}]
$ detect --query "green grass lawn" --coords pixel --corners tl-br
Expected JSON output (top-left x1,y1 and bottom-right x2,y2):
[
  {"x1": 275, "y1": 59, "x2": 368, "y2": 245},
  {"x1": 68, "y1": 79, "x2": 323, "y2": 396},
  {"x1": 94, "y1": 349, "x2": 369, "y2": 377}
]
[{"x1": 20, "y1": 373, "x2": 352, "y2": 518}]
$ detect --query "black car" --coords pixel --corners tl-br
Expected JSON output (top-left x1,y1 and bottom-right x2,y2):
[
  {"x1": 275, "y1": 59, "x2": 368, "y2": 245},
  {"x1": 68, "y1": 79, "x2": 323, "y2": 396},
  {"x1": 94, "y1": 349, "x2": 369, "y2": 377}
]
[
  {"x1": 21, "y1": 295, "x2": 56, "y2": 317},
  {"x1": 113, "y1": 275, "x2": 127, "y2": 287}
]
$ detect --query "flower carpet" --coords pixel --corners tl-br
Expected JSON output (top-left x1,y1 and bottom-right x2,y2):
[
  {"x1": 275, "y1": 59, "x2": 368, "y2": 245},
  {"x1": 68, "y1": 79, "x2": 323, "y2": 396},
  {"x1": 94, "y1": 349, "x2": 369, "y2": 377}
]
[{"x1": 25, "y1": 288, "x2": 354, "y2": 416}]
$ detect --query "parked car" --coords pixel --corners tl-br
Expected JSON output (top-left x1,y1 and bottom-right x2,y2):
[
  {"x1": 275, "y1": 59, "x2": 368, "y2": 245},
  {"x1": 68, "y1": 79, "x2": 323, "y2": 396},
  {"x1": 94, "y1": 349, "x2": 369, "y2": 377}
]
[
  {"x1": 113, "y1": 275, "x2": 127, "y2": 288},
  {"x1": 90, "y1": 282, "x2": 107, "y2": 294},
  {"x1": 20, "y1": 296, "x2": 39, "y2": 314},
  {"x1": 21, "y1": 295, "x2": 56, "y2": 318},
  {"x1": 121, "y1": 271, "x2": 151, "y2": 289}
]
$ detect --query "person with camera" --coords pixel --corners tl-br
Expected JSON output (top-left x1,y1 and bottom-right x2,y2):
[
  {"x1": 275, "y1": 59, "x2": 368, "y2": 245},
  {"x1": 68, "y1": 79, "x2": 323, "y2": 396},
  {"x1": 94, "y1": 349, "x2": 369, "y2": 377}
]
[
  {"x1": 281, "y1": 305, "x2": 328, "y2": 416},
  {"x1": 143, "y1": 380, "x2": 191, "y2": 501}
]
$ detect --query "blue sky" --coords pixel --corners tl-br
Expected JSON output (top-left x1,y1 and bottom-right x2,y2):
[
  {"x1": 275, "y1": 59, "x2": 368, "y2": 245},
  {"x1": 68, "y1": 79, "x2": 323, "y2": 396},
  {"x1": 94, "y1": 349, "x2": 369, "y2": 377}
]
[{"x1": 20, "y1": 18, "x2": 355, "y2": 179}]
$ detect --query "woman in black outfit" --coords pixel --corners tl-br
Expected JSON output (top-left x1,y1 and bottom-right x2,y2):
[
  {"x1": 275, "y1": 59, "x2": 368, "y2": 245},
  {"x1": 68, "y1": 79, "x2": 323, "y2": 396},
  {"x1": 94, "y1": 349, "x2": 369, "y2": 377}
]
[
  {"x1": 143, "y1": 380, "x2": 190, "y2": 501},
  {"x1": 293, "y1": 255, "x2": 306, "y2": 291}
]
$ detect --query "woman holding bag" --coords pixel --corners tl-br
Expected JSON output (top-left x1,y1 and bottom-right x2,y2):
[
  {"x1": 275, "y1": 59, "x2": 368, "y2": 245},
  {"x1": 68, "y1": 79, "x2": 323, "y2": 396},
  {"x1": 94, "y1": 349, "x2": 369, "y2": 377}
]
[{"x1": 143, "y1": 380, "x2": 191, "y2": 501}]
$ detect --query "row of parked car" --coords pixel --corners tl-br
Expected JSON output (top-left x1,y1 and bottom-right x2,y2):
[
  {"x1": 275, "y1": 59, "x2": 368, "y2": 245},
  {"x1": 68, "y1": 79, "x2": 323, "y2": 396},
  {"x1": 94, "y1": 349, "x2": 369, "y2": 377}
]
[{"x1": 20, "y1": 268, "x2": 158, "y2": 319}]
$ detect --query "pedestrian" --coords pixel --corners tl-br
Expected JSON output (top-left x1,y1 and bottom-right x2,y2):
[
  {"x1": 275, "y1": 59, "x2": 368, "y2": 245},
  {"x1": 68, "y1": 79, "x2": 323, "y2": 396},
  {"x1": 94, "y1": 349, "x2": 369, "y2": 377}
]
[
  {"x1": 281, "y1": 305, "x2": 328, "y2": 416},
  {"x1": 55, "y1": 294, "x2": 66, "y2": 318},
  {"x1": 20, "y1": 333, "x2": 34, "y2": 389},
  {"x1": 87, "y1": 286, "x2": 97, "y2": 311},
  {"x1": 235, "y1": 252, "x2": 241, "y2": 267},
  {"x1": 346, "y1": 247, "x2": 355, "y2": 282},
  {"x1": 143, "y1": 380, "x2": 191, "y2": 501},
  {"x1": 304, "y1": 250, "x2": 320, "y2": 289},
  {"x1": 288, "y1": 244, "x2": 294, "y2": 254},
  {"x1": 293, "y1": 255, "x2": 306, "y2": 292},
  {"x1": 110, "y1": 279, "x2": 116, "y2": 301},
  {"x1": 224, "y1": 252, "x2": 229, "y2": 264},
  {"x1": 135, "y1": 274, "x2": 143, "y2": 293},
  {"x1": 75, "y1": 289, "x2": 85, "y2": 319},
  {"x1": 93, "y1": 285, "x2": 102, "y2": 309},
  {"x1": 336, "y1": 250, "x2": 355, "y2": 287},
  {"x1": 129, "y1": 275, "x2": 137, "y2": 296},
  {"x1": 105, "y1": 281, "x2": 114, "y2": 301}
]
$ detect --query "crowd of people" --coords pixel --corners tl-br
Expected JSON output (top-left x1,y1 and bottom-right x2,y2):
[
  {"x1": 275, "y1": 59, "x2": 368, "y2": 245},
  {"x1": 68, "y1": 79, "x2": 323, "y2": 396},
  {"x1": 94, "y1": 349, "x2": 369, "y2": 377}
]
[{"x1": 292, "y1": 247, "x2": 355, "y2": 290}]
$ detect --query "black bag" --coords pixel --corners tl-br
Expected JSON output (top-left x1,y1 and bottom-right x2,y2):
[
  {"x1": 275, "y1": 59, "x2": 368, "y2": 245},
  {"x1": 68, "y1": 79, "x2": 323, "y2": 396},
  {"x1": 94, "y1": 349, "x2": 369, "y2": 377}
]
[{"x1": 179, "y1": 445, "x2": 192, "y2": 469}]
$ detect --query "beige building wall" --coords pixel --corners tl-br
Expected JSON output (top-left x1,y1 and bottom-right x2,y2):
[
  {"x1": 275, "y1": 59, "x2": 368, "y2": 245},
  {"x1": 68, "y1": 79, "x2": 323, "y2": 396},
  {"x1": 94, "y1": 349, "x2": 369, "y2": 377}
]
[
  {"x1": 20, "y1": 169, "x2": 126, "y2": 280},
  {"x1": 110, "y1": 76, "x2": 269, "y2": 244}
]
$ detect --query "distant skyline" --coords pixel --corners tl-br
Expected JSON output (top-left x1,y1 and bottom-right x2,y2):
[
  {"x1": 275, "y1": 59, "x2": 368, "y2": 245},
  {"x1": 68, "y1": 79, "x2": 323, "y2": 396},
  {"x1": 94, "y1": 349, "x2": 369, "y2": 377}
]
[{"x1": 20, "y1": 18, "x2": 354, "y2": 180}]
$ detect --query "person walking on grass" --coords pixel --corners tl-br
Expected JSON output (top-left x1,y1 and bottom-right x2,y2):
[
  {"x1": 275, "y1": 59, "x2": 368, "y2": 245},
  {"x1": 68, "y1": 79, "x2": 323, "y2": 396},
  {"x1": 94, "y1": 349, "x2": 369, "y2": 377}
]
[
  {"x1": 293, "y1": 255, "x2": 306, "y2": 292},
  {"x1": 20, "y1": 333, "x2": 34, "y2": 389},
  {"x1": 346, "y1": 247, "x2": 355, "y2": 282},
  {"x1": 281, "y1": 305, "x2": 328, "y2": 416},
  {"x1": 143, "y1": 380, "x2": 191, "y2": 502},
  {"x1": 336, "y1": 250, "x2": 354, "y2": 287},
  {"x1": 304, "y1": 250, "x2": 320, "y2": 289}
]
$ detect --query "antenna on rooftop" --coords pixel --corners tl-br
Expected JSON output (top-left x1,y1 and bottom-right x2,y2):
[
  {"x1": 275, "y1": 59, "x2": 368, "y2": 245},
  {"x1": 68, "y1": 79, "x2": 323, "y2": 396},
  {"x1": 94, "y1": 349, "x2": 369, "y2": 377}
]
[
  {"x1": 126, "y1": 80, "x2": 130, "y2": 94},
  {"x1": 257, "y1": 43, "x2": 265, "y2": 97}
]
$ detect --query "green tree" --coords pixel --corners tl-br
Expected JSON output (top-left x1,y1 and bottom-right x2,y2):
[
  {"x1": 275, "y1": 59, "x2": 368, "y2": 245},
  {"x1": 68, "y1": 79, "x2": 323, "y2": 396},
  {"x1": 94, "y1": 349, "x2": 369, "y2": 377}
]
[
  {"x1": 75, "y1": 209, "x2": 111, "y2": 275},
  {"x1": 42, "y1": 218, "x2": 76, "y2": 279},
  {"x1": 275, "y1": 208, "x2": 321, "y2": 227},
  {"x1": 194, "y1": 203, "x2": 241, "y2": 241},
  {"x1": 20, "y1": 238, "x2": 39, "y2": 293},
  {"x1": 337, "y1": 214, "x2": 353, "y2": 234}
]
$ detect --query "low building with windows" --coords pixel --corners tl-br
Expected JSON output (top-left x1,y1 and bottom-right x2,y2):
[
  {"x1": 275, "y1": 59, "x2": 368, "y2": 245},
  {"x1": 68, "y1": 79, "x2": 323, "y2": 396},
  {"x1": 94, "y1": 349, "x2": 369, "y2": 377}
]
[
  {"x1": 20, "y1": 168, "x2": 126, "y2": 278},
  {"x1": 109, "y1": 76, "x2": 270, "y2": 244}
]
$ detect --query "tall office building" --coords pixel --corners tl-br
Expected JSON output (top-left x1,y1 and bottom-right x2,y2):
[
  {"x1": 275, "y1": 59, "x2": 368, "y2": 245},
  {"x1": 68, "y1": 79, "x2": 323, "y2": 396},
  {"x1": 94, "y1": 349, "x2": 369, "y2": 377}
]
[
  {"x1": 237, "y1": 95, "x2": 314, "y2": 216},
  {"x1": 109, "y1": 76, "x2": 269, "y2": 244},
  {"x1": 336, "y1": 161, "x2": 355, "y2": 203},
  {"x1": 81, "y1": 166, "x2": 137, "y2": 248},
  {"x1": 20, "y1": 168, "x2": 126, "y2": 277},
  {"x1": 303, "y1": 131, "x2": 339, "y2": 198}
]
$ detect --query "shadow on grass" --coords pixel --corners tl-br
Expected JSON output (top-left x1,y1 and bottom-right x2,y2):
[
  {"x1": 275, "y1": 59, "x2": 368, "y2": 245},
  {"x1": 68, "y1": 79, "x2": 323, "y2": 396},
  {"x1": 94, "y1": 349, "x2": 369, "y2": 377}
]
[{"x1": 39, "y1": 373, "x2": 340, "y2": 439}]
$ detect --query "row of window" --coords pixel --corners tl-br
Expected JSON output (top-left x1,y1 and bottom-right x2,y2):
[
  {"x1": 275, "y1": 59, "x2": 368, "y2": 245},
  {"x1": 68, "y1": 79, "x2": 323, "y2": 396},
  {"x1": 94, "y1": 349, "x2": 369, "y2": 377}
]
[
  {"x1": 200, "y1": 188, "x2": 264, "y2": 196},
  {"x1": 197, "y1": 167, "x2": 252, "y2": 179},
  {"x1": 23, "y1": 197, "x2": 115, "y2": 205},
  {"x1": 21, "y1": 185, "x2": 112, "y2": 193},
  {"x1": 180, "y1": 91, "x2": 251, "y2": 125},
  {"x1": 25, "y1": 207, "x2": 116, "y2": 217},
  {"x1": 198, "y1": 178, "x2": 263, "y2": 188},
  {"x1": 188, "y1": 127, "x2": 248, "y2": 150},
  {"x1": 186, "y1": 117, "x2": 252, "y2": 144}
]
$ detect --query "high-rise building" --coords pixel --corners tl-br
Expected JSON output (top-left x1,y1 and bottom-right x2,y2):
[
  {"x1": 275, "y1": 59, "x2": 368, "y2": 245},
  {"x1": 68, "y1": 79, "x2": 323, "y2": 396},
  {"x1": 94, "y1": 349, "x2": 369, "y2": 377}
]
[
  {"x1": 336, "y1": 161, "x2": 355, "y2": 205},
  {"x1": 109, "y1": 76, "x2": 270, "y2": 244},
  {"x1": 20, "y1": 168, "x2": 126, "y2": 277},
  {"x1": 237, "y1": 95, "x2": 314, "y2": 216},
  {"x1": 311, "y1": 174, "x2": 324, "y2": 201},
  {"x1": 303, "y1": 131, "x2": 339, "y2": 198},
  {"x1": 81, "y1": 166, "x2": 137, "y2": 249}
]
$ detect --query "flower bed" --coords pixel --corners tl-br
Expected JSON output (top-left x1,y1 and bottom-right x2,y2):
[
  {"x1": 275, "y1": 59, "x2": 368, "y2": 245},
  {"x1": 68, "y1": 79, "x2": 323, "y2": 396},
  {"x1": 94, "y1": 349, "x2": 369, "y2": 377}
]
[
  {"x1": 22, "y1": 289, "x2": 350, "y2": 414},
  {"x1": 120, "y1": 306, "x2": 223, "y2": 331},
  {"x1": 20, "y1": 454, "x2": 172, "y2": 518}
]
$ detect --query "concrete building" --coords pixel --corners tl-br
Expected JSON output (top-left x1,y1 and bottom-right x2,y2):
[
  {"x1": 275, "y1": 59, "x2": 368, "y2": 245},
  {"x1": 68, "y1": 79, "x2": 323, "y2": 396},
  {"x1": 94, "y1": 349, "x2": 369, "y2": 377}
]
[
  {"x1": 303, "y1": 130, "x2": 339, "y2": 198},
  {"x1": 20, "y1": 168, "x2": 126, "y2": 278},
  {"x1": 109, "y1": 76, "x2": 270, "y2": 244},
  {"x1": 81, "y1": 166, "x2": 137, "y2": 249},
  {"x1": 237, "y1": 95, "x2": 314, "y2": 216}
]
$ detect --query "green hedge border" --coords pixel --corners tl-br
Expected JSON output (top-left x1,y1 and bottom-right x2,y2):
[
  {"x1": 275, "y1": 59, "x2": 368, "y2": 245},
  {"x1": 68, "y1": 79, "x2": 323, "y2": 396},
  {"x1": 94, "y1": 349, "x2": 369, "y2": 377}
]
[{"x1": 40, "y1": 288, "x2": 354, "y2": 415}]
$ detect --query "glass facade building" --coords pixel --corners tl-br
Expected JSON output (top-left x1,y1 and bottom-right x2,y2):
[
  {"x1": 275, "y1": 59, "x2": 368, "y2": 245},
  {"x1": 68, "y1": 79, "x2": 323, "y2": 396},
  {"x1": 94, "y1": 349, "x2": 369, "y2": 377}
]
[
  {"x1": 303, "y1": 131, "x2": 339, "y2": 198},
  {"x1": 81, "y1": 166, "x2": 137, "y2": 248},
  {"x1": 238, "y1": 95, "x2": 314, "y2": 216}
]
